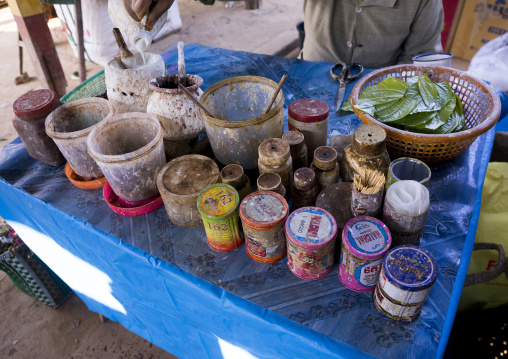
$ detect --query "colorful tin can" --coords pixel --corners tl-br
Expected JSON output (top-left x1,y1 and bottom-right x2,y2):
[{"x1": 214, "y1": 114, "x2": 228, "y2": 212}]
[
  {"x1": 239, "y1": 191, "x2": 289, "y2": 263},
  {"x1": 339, "y1": 216, "x2": 392, "y2": 292},
  {"x1": 197, "y1": 183, "x2": 244, "y2": 252},
  {"x1": 285, "y1": 207, "x2": 337, "y2": 280},
  {"x1": 373, "y1": 245, "x2": 437, "y2": 325}
]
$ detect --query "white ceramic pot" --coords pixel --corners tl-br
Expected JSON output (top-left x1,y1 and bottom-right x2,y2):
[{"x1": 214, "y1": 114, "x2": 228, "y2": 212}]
[{"x1": 147, "y1": 74, "x2": 205, "y2": 141}]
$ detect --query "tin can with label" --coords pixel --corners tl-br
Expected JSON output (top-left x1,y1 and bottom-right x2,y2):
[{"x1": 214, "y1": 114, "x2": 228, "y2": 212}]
[
  {"x1": 197, "y1": 183, "x2": 244, "y2": 252},
  {"x1": 373, "y1": 245, "x2": 437, "y2": 325},
  {"x1": 339, "y1": 216, "x2": 392, "y2": 292},
  {"x1": 240, "y1": 191, "x2": 289, "y2": 263},
  {"x1": 285, "y1": 207, "x2": 337, "y2": 280}
]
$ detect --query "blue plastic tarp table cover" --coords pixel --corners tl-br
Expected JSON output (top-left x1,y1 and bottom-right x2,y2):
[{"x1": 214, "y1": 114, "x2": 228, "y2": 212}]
[{"x1": 0, "y1": 44, "x2": 499, "y2": 359}]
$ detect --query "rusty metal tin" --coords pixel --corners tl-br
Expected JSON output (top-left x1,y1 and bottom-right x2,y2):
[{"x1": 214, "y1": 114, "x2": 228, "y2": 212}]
[
  {"x1": 340, "y1": 124, "x2": 391, "y2": 182},
  {"x1": 240, "y1": 191, "x2": 289, "y2": 263},
  {"x1": 198, "y1": 183, "x2": 244, "y2": 252},
  {"x1": 285, "y1": 207, "x2": 337, "y2": 280},
  {"x1": 351, "y1": 186, "x2": 384, "y2": 217},
  {"x1": 339, "y1": 216, "x2": 392, "y2": 292},
  {"x1": 373, "y1": 245, "x2": 437, "y2": 325},
  {"x1": 282, "y1": 131, "x2": 308, "y2": 172}
]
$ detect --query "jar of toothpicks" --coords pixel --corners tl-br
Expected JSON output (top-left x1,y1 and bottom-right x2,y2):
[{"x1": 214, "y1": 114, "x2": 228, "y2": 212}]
[{"x1": 351, "y1": 168, "x2": 385, "y2": 217}]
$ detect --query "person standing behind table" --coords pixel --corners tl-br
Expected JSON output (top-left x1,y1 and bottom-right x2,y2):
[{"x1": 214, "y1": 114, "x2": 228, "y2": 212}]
[{"x1": 301, "y1": 0, "x2": 445, "y2": 68}]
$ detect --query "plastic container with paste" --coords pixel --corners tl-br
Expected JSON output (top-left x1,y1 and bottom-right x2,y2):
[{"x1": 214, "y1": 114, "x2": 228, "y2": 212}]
[
  {"x1": 339, "y1": 216, "x2": 392, "y2": 292},
  {"x1": 157, "y1": 155, "x2": 219, "y2": 228},
  {"x1": 373, "y1": 245, "x2": 438, "y2": 325},
  {"x1": 285, "y1": 207, "x2": 337, "y2": 280},
  {"x1": 288, "y1": 98, "x2": 329, "y2": 160},
  {"x1": 198, "y1": 183, "x2": 244, "y2": 252},
  {"x1": 12, "y1": 89, "x2": 65, "y2": 166},
  {"x1": 240, "y1": 191, "x2": 289, "y2": 263}
]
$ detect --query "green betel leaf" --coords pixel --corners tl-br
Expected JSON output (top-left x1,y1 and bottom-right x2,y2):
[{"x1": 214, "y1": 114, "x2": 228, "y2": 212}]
[
  {"x1": 359, "y1": 77, "x2": 408, "y2": 105},
  {"x1": 418, "y1": 75, "x2": 438, "y2": 109},
  {"x1": 438, "y1": 97, "x2": 456, "y2": 123},
  {"x1": 455, "y1": 94, "x2": 464, "y2": 116},
  {"x1": 441, "y1": 110, "x2": 460, "y2": 134},
  {"x1": 340, "y1": 96, "x2": 353, "y2": 112},
  {"x1": 436, "y1": 82, "x2": 454, "y2": 110},
  {"x1": 375, "y1": 99, "x2": 399, "y2": 112},
  {"x1": 376, "y1": 97, "x2": 418, "y2": 123},
  {"x1": 405, "y1": 81, "x2": 434, "y2": 114},
  {"x1": 398, "y1": 110, "x2": 437, "y2": 126},
  {"x1": 414, "y1": 114, "x2": 446, "y2": 133},
  {"x1": 457, "y1": 113, "x2": 469, "y2": 131},
  {"x1": 353, "y1": 100, "x2": 376, "y2": 116}
]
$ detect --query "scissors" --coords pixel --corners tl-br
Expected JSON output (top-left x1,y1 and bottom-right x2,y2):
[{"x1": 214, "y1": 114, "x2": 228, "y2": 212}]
[{"x1": 330, "y1": 62, "x2": 364, "y2": 111}]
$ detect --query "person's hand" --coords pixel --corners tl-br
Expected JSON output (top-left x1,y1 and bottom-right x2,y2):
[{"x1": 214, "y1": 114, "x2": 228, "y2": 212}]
[{"x1": 131, "y1": 0, "x2": 175, "y2": 30}]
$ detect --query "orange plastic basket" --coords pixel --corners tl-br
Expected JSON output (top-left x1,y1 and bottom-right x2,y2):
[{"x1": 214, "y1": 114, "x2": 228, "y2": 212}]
[{"x1": 350, "y1": 65, "x2": 501, "y2": 163}]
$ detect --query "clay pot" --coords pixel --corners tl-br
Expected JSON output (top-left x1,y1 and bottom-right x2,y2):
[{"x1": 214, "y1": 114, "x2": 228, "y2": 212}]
[
  {"x1": 147, "y1": 74, "x2": 205, "y2": 141},
  {"x1": 105, "y1": 52, "x2": 165, "y2": 114}
]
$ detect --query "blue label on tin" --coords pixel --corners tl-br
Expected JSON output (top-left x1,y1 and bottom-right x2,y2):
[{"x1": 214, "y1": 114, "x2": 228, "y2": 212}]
[
  {"x1": 287, "y1": 208, "x2": 334, "y2": 245},
  {"x1": 383, "y1": 245, "x2": 437, "y2": 290},
  {"x1": 348, "y1": 220, "x2": 388, "y2": 254}
]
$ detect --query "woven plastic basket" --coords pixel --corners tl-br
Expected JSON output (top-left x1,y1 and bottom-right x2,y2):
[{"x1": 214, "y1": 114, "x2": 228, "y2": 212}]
[
  {"x1": 350, "y1": 65, "x2": 501, "y2": 163},
  {"x1": 60, "y1": 70, "x2": 107, "y2": 103}
]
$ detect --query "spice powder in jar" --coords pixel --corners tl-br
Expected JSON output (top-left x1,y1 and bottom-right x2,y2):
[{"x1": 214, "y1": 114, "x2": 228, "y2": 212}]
[
  {"x1": 197, "y1": 183, "x2": 244, "y2": 252},
  {"x1": 339, "y1": 216, "x2": 392, "y2": 292},
  {"x1": 285, "y1": 207, "x2": 337, "y2": 280},
  {"x1": 240, "y1": 191, "x2": 289, "y2": 263}
]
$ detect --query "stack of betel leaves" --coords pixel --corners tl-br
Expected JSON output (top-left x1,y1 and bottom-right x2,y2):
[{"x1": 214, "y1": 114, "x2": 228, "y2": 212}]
[{"x1": 341, "y1": 74, "x2": 468, "y2": 134}]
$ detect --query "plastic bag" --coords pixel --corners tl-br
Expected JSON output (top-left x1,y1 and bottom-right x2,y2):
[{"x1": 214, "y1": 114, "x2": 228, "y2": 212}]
[
  {"x1": 459, "y1": 162, "x2": 508, "y2": 312},
  {"x1": 468, "y1": 33, "x2": 508, "y2": 92},
  {"x1": 384, "y1": 180, "x2": 429, "y2": 217}
]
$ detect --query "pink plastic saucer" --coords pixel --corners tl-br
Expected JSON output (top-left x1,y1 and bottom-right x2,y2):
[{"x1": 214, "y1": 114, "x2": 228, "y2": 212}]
[{"x1": 103, "y1": 182, "x2": 163, "y2": 217}]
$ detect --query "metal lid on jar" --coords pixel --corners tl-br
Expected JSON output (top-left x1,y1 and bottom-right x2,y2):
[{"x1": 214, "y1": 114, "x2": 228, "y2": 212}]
[
  {"x1": 220, "y1": 164, "x2": 246, "y2": 188},
  {"x1": 352, "y1": 124, "x2": 387, "y2": 157},
  {"x1": 294, "y1": 167, "x2": 316, "y2": 190},
  {"x1": 240, "y1": 191, "x2": 288, "y2": 229},
  {"x1": 258, "y1": 138, "x2": 290, "y2": 166},
  {"x1": 382, "y1": 245, "x2": 438, "y2": 291},
  {"x1": 286, "y1": 207, "x2": 337, "y2": 249},
  {"x1": 313, "y1": 146, "x2": 338, "y2": 170},
  {"x1": 13, "y1": 89, "x2": 60, "y2": 120},
  {"x1": 198, "y1": 183, "x2": 239, "y2": 218},
  {"x1": 342, "y1": 216, "x2": 391, "y2": 260},
  {"x1": 288, "y1": 98, "x2": 329, "y2": 123}
]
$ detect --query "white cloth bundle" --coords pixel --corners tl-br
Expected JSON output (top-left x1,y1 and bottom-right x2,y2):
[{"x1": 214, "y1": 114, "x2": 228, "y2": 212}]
[{"x1": 385, "y1": 180, "x2": 429, "y2": 217}]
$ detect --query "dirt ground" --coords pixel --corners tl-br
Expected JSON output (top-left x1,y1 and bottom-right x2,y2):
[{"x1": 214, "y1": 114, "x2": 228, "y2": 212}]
[{"x1": 0, "y1": 1, "x2": 303, "y2": 358}]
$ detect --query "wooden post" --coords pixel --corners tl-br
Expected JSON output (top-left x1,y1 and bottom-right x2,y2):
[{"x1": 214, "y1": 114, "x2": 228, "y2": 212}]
[
  {"x1": 7, "y1": 0, "x2": 67, "y2": 97},
  {"x1": 74, "y1": 0, "x2": 86, "y2": 82}
]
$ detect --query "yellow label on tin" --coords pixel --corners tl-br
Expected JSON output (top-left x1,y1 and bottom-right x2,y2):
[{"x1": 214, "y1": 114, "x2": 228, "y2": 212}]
[{"x1": 200, "y1": 186, "x2": 237, "y2": 216}]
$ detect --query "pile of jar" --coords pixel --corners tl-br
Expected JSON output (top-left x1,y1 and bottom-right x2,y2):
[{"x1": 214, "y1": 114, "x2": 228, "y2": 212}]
[{"x1": 12, "y1": 87, "x2": 437, "y2": 325}]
